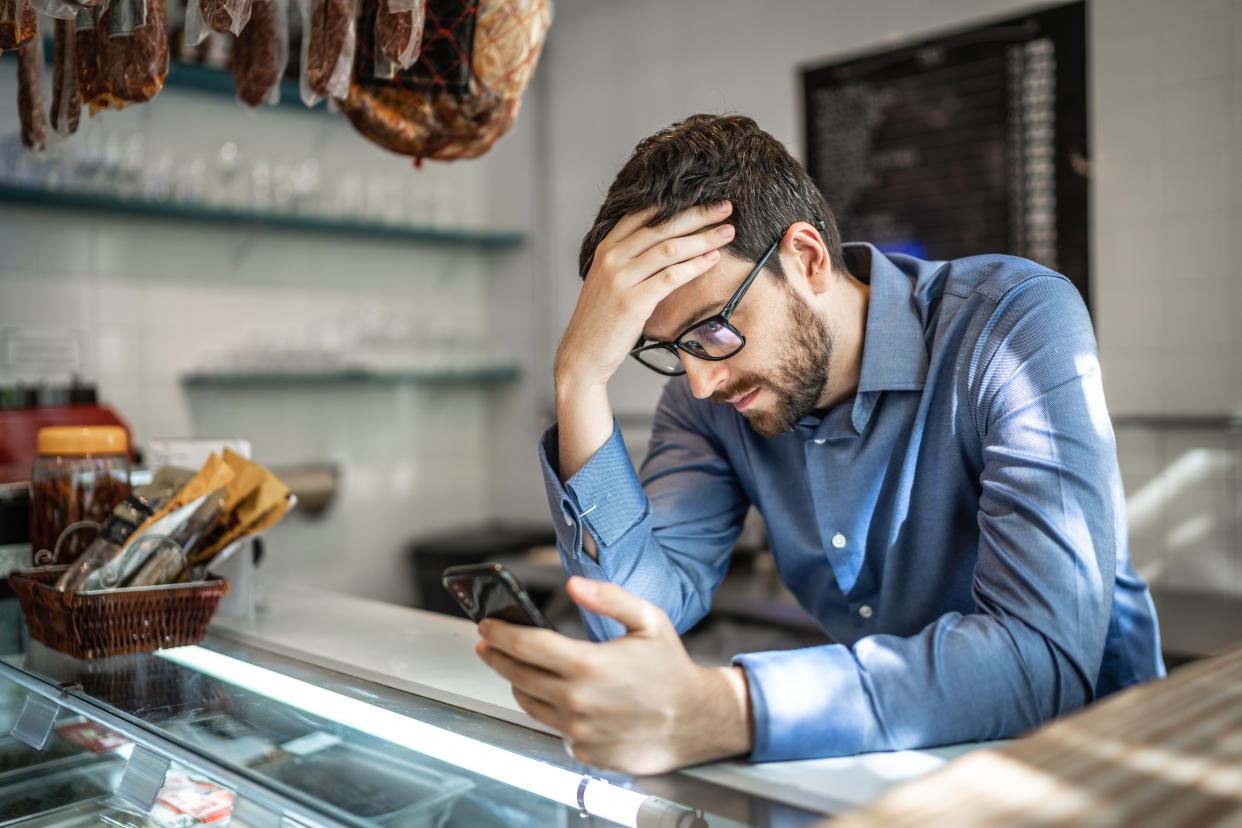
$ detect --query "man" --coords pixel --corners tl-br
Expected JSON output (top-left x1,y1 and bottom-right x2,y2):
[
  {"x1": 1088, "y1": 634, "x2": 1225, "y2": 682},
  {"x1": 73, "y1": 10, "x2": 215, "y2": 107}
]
[{"x1": 476, "y1": 114, "x2": 1164, "y2": 774}]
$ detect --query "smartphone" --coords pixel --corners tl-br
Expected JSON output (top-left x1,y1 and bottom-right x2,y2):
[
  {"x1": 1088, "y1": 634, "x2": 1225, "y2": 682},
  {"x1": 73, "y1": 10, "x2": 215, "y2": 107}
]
[{"x1": 441, "y1": 563, "x2": 555, "y2": 629}]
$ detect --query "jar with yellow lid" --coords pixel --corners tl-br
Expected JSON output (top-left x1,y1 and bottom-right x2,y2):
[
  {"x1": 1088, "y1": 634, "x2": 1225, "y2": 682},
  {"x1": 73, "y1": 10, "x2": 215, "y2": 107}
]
[{"x1": 30, "y1": 426, "x2": 132, "y2": 563}]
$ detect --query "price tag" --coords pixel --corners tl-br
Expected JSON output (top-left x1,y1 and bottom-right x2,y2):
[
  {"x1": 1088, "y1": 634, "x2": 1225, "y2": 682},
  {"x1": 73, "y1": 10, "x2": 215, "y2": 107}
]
[
  {"x1": 116, "y1": 745, "x2": 172, "y2": 811},
  {"x1": 10, "y1": 693, "x2": 59, "y2": 750},
  {"x1": 232, "y1": 797, "x2": 282, "y2": 828}
]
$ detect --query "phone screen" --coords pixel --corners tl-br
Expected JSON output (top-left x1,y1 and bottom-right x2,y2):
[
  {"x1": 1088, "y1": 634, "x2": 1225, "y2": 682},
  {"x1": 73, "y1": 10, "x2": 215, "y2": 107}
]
[{"x1": 442, "y1": 563, "x2": 555, "y2": 629}]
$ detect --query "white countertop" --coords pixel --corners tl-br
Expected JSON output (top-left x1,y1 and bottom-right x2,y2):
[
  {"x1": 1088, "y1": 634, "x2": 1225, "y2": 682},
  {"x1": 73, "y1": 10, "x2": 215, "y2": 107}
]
[
  {"x1": 210, "y1": 579, "x2": 996, "y2": 817},
  {"x1": 211, "y1": 580, "x2": 540, "y2": 732}
]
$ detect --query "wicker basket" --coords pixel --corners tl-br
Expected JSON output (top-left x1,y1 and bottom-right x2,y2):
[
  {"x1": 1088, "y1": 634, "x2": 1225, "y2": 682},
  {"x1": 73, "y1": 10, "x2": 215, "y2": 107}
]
[{"x1": 10, "y1": 566, "x2": 229, "y2": 660}]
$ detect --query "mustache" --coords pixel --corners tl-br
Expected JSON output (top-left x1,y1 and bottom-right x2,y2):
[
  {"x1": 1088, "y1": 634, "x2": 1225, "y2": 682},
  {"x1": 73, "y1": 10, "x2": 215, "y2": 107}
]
[{"x1": 711, "y1": 375, "x2": 764, "y2": 405}]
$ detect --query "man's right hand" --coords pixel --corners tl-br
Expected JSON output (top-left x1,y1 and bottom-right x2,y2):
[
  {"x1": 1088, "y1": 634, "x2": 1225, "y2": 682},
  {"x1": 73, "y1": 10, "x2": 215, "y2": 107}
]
[
  {"x1": 555, "y1": 201, "x2": 736, "y2": 390},
  {"x1": 554, "y1": 202, "x2": 736, "y2": 484}
]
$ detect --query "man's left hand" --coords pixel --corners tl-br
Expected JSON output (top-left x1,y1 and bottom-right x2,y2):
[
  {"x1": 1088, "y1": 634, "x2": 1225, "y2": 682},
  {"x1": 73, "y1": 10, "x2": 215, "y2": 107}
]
[{"x1": 475, "y1": 576, "x2": 753, "y2": 775}]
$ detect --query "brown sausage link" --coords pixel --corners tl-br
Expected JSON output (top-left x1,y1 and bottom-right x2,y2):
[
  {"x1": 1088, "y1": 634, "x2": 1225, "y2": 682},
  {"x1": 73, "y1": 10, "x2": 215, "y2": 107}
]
[
  {"x1": 16, "y1": 33, "x2": 47, "y2": 150},
  {"x1": 51, "y1": 17, "x2": 82, "y2": 134},
  {"x1": 304, "y1": 0, "x2": 350, "y2": 97},
  {"x1": 376, "y1": 0, "x2": 423, "y2": 69},
  {"x1": 76, "y1": 8, "x2": 115, "y2": 112},
  {"x1": 101, "y1": 0, "x2": 169, "y2": 104},
  {"x1": 231, "y1": 0, "x2": 280, "y2": 107},
  {"x1": 0, "y1": 0, "x2": 38, "y2": 51}
]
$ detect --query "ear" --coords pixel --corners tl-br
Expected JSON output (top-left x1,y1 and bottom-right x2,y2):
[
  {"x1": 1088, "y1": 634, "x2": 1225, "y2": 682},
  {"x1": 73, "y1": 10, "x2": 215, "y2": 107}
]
[{"x1": 782, "y1": 222, "x2": 832, "y2": 295}]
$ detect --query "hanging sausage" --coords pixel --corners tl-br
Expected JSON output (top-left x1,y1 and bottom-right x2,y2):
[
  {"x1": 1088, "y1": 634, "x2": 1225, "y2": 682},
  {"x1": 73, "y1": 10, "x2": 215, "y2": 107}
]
[
  {"x1": 0, "y1": 0, "x2": 38, "y2": 52},
  {"x1": 51, "y1": 17, "x2": 82, "y2": 134},
  {"x1": 10, "y1": 0, "x2": 552, "y2": 165},
  {"x1": 100, "y1": 0, "x2": 169, "y2": 105},
  {"x1": 16, "y1": 29, "x2": 47, "y2": 149},
  {"x1": 299, "y1": 0, "x2": 355, "y2": 104},
  {"x1": 231, "y1": 0, "x2": 286, "y2": 107},
  {"x1": 376, "y1": 0, "x2": 422, "y2": 71}
]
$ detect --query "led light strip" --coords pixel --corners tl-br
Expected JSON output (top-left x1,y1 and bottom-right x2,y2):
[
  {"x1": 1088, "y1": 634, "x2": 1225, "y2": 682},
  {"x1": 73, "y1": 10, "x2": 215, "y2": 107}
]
[{"x1": 158, "y1": 646, "x2": 647, "y2": 827}]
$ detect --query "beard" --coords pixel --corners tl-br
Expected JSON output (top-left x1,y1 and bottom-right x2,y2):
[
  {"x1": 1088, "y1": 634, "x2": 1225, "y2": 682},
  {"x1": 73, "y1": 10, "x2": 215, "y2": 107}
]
[{"x1": 711, "y1": 285, "x2": 834, "y2": 437}]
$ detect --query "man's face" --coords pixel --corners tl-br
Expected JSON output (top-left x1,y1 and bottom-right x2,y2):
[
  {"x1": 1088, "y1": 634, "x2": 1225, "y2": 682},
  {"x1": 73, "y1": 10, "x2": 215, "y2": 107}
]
[{"x1": 644, "y1": 252, "x2": 835, "y2": 437}]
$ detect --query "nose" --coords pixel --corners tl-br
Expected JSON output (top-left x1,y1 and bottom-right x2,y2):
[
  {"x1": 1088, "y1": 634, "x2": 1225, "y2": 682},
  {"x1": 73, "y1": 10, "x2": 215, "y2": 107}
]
[{"x1": 682, "y1": 357, "x2": 729, "y2": 399}]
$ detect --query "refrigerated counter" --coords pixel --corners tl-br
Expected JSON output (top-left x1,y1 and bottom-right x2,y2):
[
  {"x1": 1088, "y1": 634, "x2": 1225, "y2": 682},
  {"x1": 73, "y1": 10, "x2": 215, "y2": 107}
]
[{"x1": 0, "y1": 586, "x2": 990, "y2": 827}]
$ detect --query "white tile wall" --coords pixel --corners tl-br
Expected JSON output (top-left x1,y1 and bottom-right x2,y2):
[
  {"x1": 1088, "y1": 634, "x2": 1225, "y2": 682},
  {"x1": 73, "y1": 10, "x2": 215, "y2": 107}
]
[
  {"x1": 1097, "y1": 354, "x2": 1161, "y2": 414},
  {"x1": 1094, "y1": 0, "x2": 1242, "y2": 410},
  {"x1": 1092, "y1": 0, "x2": 1242, "y2": 595},
  {"x1": 1120, "y1": 425, "x2": 1242, "y2": 595}
]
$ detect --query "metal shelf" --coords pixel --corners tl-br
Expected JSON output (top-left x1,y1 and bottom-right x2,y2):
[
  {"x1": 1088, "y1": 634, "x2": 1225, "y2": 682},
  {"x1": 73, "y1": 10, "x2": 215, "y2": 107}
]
[
  {"x1": 0, "y1": 184, "x2": 525, "y2": 248},
  {"x1": 180, "y1": 365, "x2": 522, "y2": 387}
]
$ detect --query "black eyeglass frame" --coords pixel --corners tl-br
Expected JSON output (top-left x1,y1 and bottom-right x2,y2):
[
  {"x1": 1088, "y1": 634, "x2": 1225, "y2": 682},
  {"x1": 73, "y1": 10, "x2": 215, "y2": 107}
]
[{"x1": 628, "y1": 231, "x2": 784, "y2": 377}]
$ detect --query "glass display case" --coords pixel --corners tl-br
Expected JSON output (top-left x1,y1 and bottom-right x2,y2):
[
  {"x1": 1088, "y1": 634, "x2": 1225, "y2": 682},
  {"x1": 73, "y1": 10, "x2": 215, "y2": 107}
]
[{"x1": 0, "y1": 599, "x2": 824, "y2": 828}]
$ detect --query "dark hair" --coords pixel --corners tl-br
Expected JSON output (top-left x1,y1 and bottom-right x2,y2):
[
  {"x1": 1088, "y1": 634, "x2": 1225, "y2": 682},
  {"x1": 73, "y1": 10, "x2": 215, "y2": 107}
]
[{"x1": 578, "y1": 114, "x2": 845, "y2": 281}]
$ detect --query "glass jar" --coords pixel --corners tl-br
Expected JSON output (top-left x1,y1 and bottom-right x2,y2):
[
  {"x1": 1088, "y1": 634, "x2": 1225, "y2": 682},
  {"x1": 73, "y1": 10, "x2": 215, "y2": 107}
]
[{"x1": 30, "y1": 426, "x2": 132, "y2": 563}]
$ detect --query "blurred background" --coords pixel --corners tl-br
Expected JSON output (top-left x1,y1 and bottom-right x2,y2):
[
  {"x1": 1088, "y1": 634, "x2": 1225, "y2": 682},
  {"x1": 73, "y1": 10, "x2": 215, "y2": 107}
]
[{"x1": 0, "y1": 0, "x2": 1238, "y2": 665}]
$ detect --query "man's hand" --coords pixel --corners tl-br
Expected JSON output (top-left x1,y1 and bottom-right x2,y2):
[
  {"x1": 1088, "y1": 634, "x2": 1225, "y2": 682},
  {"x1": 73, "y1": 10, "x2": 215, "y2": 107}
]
[
  {"x1": 556, "y1": 201, "x2": 735, "y2": 390},
  {"x1": 475, "y1": 576, "x2": 753, "y2": 775},
  {"x1": 554, "y1": 202, "x2": 736, "y2": 483}
]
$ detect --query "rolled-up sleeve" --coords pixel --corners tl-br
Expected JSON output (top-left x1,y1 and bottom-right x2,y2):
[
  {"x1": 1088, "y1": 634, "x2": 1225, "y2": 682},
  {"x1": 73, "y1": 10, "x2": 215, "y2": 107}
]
[
  {"x1": 539, "y1": 419, "x2": 647, "y2": 602},
  {"x1": 734, "y1": 275, "x2": 1123, "y2": 760},
  {"x1": 538, "y1": 380, "x2": 750, "y2": 641}
]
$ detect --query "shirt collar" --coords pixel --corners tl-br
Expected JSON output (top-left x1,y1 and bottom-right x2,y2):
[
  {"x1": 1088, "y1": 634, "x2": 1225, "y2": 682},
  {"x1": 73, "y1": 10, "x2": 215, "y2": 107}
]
[
  {"x1": 849, "y1": 242, "x2": 929, "y2": 396},
  {"x1": 795, "y1": 243, "x2": 930, "y2": 437}
]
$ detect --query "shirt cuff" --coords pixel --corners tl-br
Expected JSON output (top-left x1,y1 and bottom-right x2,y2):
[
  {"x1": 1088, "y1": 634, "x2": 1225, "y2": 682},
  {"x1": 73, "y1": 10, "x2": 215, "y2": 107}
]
[
  {"x1": 733, "y1": 644, "x2": 874, "y2": 761},
  {"x1": 538, "y1": 419, "x2": 649, "y2": 557},
  {"x1": 538, "y1": 421, "x2": 651, "y2": 640}
]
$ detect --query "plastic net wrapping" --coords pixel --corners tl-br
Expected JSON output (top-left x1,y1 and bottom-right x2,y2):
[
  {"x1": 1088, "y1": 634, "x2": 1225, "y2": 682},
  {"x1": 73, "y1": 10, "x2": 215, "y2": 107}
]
[{"x1": 338, "y1": 0, "x2": 551, "y2": 163}]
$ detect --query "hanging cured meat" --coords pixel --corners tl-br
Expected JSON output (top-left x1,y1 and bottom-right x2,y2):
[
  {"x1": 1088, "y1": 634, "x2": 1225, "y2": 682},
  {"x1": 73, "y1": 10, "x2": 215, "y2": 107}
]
[
  {"x1": 16, "y1": 32, "x2": 46, "y2": 149},
  {"x1": 376, "y1": 0, "x2": 423, "y2": 70},
  {"x1": 51, "y1": 17, "x2": 82, "y2": 134},
  {"x1": 338, "y1": 0, "x2": 551, "y2": 163},
  {"x1": 100, "y1": 0, "x2": 170, "y2": 105},
  {"x1": 0, "y1": 0, "x2": 37, "y2": 52},
  {"x1": 301, "y1": 0, "x2": 354, "y2": 101},
  {"x1": 9, "y1": 0, "x2": 551, "y2": 165},
  {"x1": 232, "y1": 0, "x2": 286, "y2": 107},
  {"x1": 76, "y1": 5, "x2": 113, "y2": 112}
]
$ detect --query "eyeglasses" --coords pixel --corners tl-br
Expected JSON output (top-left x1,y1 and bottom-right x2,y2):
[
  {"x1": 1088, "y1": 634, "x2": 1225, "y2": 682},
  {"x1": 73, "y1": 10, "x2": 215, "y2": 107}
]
[{"x1": 629, "y1": 233, "x2": 783, "y2": 376}]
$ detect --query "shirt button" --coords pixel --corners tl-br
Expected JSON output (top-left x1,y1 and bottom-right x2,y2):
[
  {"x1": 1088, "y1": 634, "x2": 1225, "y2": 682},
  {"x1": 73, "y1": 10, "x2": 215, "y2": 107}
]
[
  {"x1": 831, "y1": 533, "x2": 847, "y2": 549},
  {"x1": 858, "y1": 605, "x2": 873, "y2": 619},
  {"x1": 813, "y1": 438, "x2": 826, "y2": 445}
]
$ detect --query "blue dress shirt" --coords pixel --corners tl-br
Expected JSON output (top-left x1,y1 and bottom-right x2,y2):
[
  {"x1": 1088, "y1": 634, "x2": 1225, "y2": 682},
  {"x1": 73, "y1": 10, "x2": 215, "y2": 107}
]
[{"x1": 539, "y1": 243, "x2": 1165, "y2": 762}]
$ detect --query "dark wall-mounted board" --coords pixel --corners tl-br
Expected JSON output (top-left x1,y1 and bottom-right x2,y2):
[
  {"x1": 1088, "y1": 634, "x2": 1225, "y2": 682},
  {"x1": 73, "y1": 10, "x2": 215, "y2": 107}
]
[{"x1": 802, "y1": 2, "x2": 1088, "y2": 307}]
